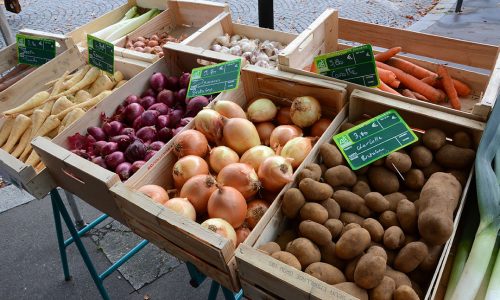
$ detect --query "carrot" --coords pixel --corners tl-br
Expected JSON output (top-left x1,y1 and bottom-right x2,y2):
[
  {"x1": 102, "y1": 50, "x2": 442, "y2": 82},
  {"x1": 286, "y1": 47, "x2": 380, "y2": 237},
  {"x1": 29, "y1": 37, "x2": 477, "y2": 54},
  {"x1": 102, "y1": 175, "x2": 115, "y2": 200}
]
[
  {"x1": 11, "y1": 127, "x2": 32, "y2": 158},
  {"x1": 2, "y1": 91, "x2": 50, "y2": 116},
  {"x1": 378, "y1": 81, "x2": 402, "y2": 96},
  {"x1": 402, "y1": 89, "x2": 418, "y2": 99},
  {"x1": 413, "y1": 91, "x2": 429, "y2": 101},
  {"x1": 377, "y1": 68, "x2": 397, "y2": 82},
  {"x1": 421, "y1": 75, "x2": 439, "y2": 87},
  {"x1": 376, "y1": 61, "x2": 446, "y2": 103},
  {"x1": 55, "y1": 90, "x2": 112, "y2": 120},
  {"x1": 310, "y1": 62, "x2": 317, "y2": 73},
  {"x1": 0, "y1": 118, "x2": 15, "y2": 147},
  {"x1": 375, "y1": 47, "x2": 402, "y2": 62},
  {"x1": 2, "y1": 114, "x2": 31, "y2": 153},
  {"x1": 437, "y1": 65, "x2": 461, "y2": 110}
]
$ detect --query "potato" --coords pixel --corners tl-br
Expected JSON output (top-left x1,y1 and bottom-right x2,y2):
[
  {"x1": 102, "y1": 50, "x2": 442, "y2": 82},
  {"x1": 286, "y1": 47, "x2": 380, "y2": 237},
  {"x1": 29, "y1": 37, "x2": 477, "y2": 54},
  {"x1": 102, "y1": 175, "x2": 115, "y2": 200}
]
[
  {"x1": 333, "y1": 282, "x2": 368, "y2": 300},
  {"x1": 419, "y1": 244, "x2": 444, "y2": 272},
  {"x1": 394, "y1": 285, "x2": 419, "y2": 300},
  {"x1": 340, "y1": 122, "x2": 355, "y2": 132},
  {"x1": 372, "y1": 158, "x2": 385, "y2": 166},
  {"x1": 321, "y1": 198, "x2": 341, "y2": 219},
  {"x1": 320, "y1": 241, "x2": 346, "y2": 270},
  {"x1": 386, "y1": 249, "x2": 397, "y2": 266},
  {"x1": 325, "y1": 165, "x2": 357, "y2": 187},
  {"x1": 362, "y1": 218, "x2": 385, "y2": 242},
  {"x1": 405, "y1": 169, "x2": 425, "y2": 190},
  {"x1": 320, "y1": 143, "x2": 343, "y2": 168},
  {"x1": 296, "y1": 163, "x2": 322, "y2": 182},
  {"x1": 333, "y1": 190, "x2": 364, "y2": 213},
  {"x1": 368, "y1": 167, "x2": 400, "y2": 194},
  {"x1": 453, "y1": 131, "x2": 472, "y2": 149},
  {"x1": 344, "y1": 256, "x2": 361, "y2": 282},
  {"x1": 379, "y1": 211, "x2": 400, "y2": 229},
  {"x1": 385, "y1": 152, "x2": 412, "y2": 173},
  {"x1": 340, "y1": 212, "x2": 365, "y2": 226},
  {"x1": 401, "y1": 190, "x2": 420, "y2": 202},
  {"x1": 355, "y1": 165, "x2": 369, "y2": 176},
  {"x1": 422, "y1": 128, "x2": 447, "y2": 151},
  {"x1": 341, "y1": 223, "x2": 361, "y2": 236},
  {"x1": 384, "y1": 192, "x2": 407, "y2": 211},
  {"x1": 300, "y1": 203, "x2": 329, "y2": 224},
  {"x1": 365, "y1": 192, "x2": 390, "y2": 213},
  {"x1": 299, "y1": 178, "x2": 333, "y2": 202},
  {"x1": 357, "y1": 204, "x2": 373, "y2": 218},
  {"x1": 305, "y1": 262, "x2": 346, "y2": 284},
  {"x1": 384, "y1": 266, "x2": 412, "y2": 288},
  {"x1": 275, "y1": 229, "x2": 297, "y2": 250},
  {"x1": 410, "y1": 280, "x2": 424, "y2": 300},
  {"x1": 403, "y1": 235, "x2": 418, "y2": 246},
  {"x1": 336, "y1": 228, "x2": 371, "y2": 259},
  {"x1": 436, "y1": 144, "x2": 475, "y2": 169},
  {"x1": 410, "y1": 146, "x2": 433, "y2": 168},
  {"x1": 367, "y1": 245, "x2": 387, "y2": 261},
  {"x1": 354, "y1": 253, "x2": 386, "y2": 289},
  {"x1": 421, "y1": 161, "x2": 444, "y2": 178},
  {"x1": 282, "y1": 188, "x2": 306, "y2": 219},
  {"x1": 394, "y1": 241, "x2": 428, "y2": 273},
  {"x1": 271, "y1": 251, "x2": 301, "y2": 270},
  {"x1": 369, "y1": 276, "x2": 396, "y2": 300},
  {"x1": 450, "y1": 169, "x2": 468, "y2": 187},
  {"x1": 396, "y1": 199, "x2": 418, "y2": 234},
  {"x1": 319, "y1": 163, "x2": 328, "y2": 175},
  {"x1": 383, "y1": 226, "x2": 405, "y2": 250},
  {"x1": 258, "y1": 242, "x2": 281, "y2": 255},
  {"x1": 419, "y1": 172, "x2": 462, "y2": 245},
  {"x1": 299, "y1": 220, "x2": 332, "y2": 246},
  {"x1": 286, "y1": 237, "x2": 321, "y2": 268},
  {"x1": 353, "y1": 180, "x2": 371, "y2": 198},
  {"x1": 324, "y1": 219, "x2": 343, "y2": 239}
]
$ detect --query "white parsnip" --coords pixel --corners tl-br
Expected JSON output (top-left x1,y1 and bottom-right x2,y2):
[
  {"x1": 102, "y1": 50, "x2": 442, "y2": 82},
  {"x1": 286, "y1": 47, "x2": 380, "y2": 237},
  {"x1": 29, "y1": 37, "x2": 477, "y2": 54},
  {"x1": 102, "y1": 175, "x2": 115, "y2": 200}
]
[
  {"x1": 0, "y1": 118, "x2": 15, "y2": 146},
  {"x1": 2, "y1": 114, "x2": 31, "y2": 153},
  {"x1": 56, "y1": 90, "x2": 112, "y2": 119},
  {"x1": 49, "y1": 71, "x2": 69, "y2": 98},
  {"x1": 2, "y1": 91, "x2": 50, "y2": 116},
  {"x1": 74, "y1": 90, "x2": 91, "y2": 103},
  {"x1": 62, "y1": 65, "x2": 90, "y2": 90},
  {"x1": 51, "y1": 96, "x2": 74, "y2": 115},
  {"x1": 25, "y1": 149, "x2": 40, "y2": 167},
  {"x1": 113, "y1": 80, "x2": 127, "y2": 90},
  {"x1": 88, "y1": 73, "x2": 114, "y2": 97},
  {"x1": 11, "y1": 127, "x2": 31, "y2": 158}
]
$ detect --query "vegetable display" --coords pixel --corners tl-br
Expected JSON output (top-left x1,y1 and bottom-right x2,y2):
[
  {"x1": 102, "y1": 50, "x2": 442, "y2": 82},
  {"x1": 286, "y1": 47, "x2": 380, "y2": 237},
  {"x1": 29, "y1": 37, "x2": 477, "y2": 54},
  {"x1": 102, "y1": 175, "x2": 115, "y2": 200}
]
[
  {"x1": 0, "y1": 66, "x2": 126, "y2": 169},
  {"x1": 257, "y1": 119, "x2": 476, "y2": 300},
  {"x1": 124, "y1": 33, "x2": 188, "y2": 57}
]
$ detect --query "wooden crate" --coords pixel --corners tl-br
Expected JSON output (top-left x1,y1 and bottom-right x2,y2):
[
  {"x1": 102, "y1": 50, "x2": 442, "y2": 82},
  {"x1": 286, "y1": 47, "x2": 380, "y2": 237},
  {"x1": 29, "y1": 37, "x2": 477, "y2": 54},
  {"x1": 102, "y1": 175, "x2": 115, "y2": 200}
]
[
  {"x1": 108, "y1": 63, "x2": 347, "y2": 291},
  {"x1": 278, "y1": 9, "x2": 500, "y2": 121},
  {"x1": 235, "y1": 89, "x2": 485, "y2": 300},
  {"x1": 0, "y1": 44, "x2": 147, "y2": 200}
]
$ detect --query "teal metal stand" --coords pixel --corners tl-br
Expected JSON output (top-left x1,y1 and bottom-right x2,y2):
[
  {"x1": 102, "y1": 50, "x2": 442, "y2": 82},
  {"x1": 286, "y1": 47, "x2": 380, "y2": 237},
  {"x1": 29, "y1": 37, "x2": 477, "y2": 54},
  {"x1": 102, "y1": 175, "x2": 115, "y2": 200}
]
[{"x1": 186, "y1": 262, "x2": 243, "y2": 300}]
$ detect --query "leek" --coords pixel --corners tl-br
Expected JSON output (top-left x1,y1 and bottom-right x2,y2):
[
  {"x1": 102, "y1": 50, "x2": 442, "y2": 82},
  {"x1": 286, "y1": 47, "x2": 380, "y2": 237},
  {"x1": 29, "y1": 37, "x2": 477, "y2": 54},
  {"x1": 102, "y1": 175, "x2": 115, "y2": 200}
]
[
  {"x1": 105, "y1": 8, "x2": 159, "y2": 42},
  {"x1": 120, "y1": 6, "x2": 137, "y2": 21},
  {"x1": 486, "y1": 235, "x2": 500, "y2": 300}
]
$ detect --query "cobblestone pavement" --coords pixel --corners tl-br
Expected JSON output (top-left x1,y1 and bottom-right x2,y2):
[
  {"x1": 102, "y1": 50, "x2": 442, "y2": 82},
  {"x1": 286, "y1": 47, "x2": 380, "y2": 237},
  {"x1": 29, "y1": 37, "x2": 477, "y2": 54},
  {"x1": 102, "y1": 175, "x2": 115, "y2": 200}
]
[{"x1": 0, "y1": 0, "x2": 437, "y2": 48}]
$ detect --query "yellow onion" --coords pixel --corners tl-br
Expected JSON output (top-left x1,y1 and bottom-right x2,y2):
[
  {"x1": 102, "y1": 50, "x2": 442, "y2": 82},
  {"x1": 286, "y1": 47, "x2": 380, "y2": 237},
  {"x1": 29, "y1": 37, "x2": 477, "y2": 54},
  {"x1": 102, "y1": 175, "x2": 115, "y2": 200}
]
[
  {"x1": 276, "y1": 106, "x2": 293, "y2": 125},
  {"x1": 180, "y1": 175, "x2": 217, "y2": 215},
  {"x1": 310, "y1": 118, "x2": 332, "y2": 137},
  {"x1": 213, "y1": 100, "x2": 247, "y2": 119},
  {"x1": 207, "y1": 186, "x2": 247, "y2": 228},
  {"x1": 172, "y1": 155, "x2": 209, "y2": 189},
  {"x1": 163, "y1": 198, "x2": 196, "y2": 221},
  {"x1": 255, "y1": 122, "x2": 275, "y2": 146},
  {"x1": 236, "y1": 226, "x2": 251, "y2": 245},
  {"x1": 280, "y1": 137, "x2": 314, "y2": 169},
  {"x1": 194, "y1": 109, "x2": 224, "y2": 144},
  {"x1": 240, "y1": 145, "x2": 275, "y2": 172},
  {"x1": 269, "y1": 125, "x2": 302, "y2": 151},
  {"x1": 222, "y1": 118, "x2": 260, "y2": 155},
  {"x1": 290, "y1": 96, "x2": 321, "y2": 127},
  {"x1": 246, "y1": 98, "x2": 277, "y2": 122},
  {"x1": 208, "y1": 146, "x2": 239, "y2": 173},
  {"x1": 201, "y1": 218, "x2": 237, "y2": 247},
  {"x1": 217, "y1": 163, "x2": 260, "y2": 199},
  {"x1": 257, "y1": 155, "x2": 294, "y2": 192}
]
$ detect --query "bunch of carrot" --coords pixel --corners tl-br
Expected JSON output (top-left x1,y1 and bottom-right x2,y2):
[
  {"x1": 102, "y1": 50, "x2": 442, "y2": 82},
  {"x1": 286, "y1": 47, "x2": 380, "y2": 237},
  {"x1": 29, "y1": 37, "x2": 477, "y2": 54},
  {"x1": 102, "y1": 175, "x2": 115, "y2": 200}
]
[
  {"x1": 374, "y1": 46, "x2": 470, "y2": 110},
  {"x1": 0, "y1": 65, "x2": 126, "y2": 169}
]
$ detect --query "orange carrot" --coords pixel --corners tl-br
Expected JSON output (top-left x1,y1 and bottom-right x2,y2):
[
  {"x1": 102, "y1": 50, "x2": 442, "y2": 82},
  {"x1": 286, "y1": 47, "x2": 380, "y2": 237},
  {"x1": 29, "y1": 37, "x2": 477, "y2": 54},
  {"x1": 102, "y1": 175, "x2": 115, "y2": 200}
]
[
  {"x1": 421, "y1": 75, "x2": 439, "y2": 87},
  {"x1": 376, "y1": 61, "x2": 446, "y2": 103},
  {"x1": 387, "y1": 79, "x2": 401, "y2": 89},
  {"x1": 437, "y1": 65, "x2": 461, "y2": 110},
  {"x1": 413, "y1": 91, "x2": 429, "y2": 101},
  {"x1": 402, "y1": 89, "x2": 418, "y2": 99},
  {"x1": 377, "y1": 68, "x2": 397, "y2": 83},
  {"x1": 378, "y1": 81, "x2": 402, "y2": 96},
  {"x1": 375, "y1": 47, "x2": 402, "y2": 62},
  {"x1": 310, "y1": 62, "x2": 317, "y2": 73}
]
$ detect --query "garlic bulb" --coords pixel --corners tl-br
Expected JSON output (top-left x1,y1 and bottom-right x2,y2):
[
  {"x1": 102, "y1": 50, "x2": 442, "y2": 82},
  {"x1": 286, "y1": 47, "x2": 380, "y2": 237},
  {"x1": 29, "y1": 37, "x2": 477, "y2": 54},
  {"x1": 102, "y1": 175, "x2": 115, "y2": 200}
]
[
  {"x1": 211, "y1": 44, "x2": 222, "y2": 52},
  {"x1": 230, "y1": 35, "x2": 241, "y2": 43},
  {"x1": 255, "y1": 51, "x2": 270, "y2": 62},
  {"x1": 255, "y1": 60, "x2": 270, "y2": 68},
  {"x1": 230, "y1": 45, "x2": 242, "y2": 56},
  {"x1": 215, "y1": 34, "x2": 231, "y2": 47},
  {"x1": 220, "y1": 46, "x2": 230, "y2": 54},
  {"x1": 241, "y1": 51, "x2": 253, "y2": 62}
]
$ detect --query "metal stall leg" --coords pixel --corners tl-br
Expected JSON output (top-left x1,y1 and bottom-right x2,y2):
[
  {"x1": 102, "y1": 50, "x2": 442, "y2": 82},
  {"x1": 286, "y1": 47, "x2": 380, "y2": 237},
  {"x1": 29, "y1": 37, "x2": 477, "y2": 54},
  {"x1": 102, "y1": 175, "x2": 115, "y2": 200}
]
[
  {"x1": 186, "y1": 262, "x2": 244, "y2": 300},
  {"x1": 258, "y1": 0, "x2": 274, "y2": 29},
  {"x1": 63, "y1": 190, "x2": 86, "y2": 229},
  {"x1": 0, "y1": 6, "x2": 14, "y2": 45}
]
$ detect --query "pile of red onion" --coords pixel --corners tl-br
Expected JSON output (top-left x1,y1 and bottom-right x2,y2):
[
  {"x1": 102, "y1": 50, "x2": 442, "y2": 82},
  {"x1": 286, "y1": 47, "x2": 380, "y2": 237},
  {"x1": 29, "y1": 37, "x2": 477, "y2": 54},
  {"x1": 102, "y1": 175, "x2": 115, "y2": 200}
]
[{"x1": 67, "y1": 71, "x2": 213, "y2": 180}]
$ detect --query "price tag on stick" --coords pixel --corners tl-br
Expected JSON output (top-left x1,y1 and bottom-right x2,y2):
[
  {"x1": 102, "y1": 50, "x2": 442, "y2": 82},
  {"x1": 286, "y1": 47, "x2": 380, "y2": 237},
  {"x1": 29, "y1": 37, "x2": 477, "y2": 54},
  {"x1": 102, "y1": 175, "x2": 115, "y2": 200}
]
[
  {"x1": 87, "y1": 35, "x2": 114, "y2": 74},
  {"x1": 333, "y1": 110, "x2": 418, "y2": 170},
  {"x1": 16, "y1": 34, "x2": 56, "y2": 66},
  {"x1": 187, "y1": 59, "x2": 242, "y2": 98},
  {"x1": 314, "y1": 44, "x2": 380, "y2": 87}
]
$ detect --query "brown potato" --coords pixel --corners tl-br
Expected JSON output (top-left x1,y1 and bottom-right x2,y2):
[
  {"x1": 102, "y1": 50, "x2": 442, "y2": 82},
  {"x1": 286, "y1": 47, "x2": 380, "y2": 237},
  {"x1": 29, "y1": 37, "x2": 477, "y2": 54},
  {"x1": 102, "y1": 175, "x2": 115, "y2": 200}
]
[
  {"x1": 355, "y1": 165, "x2": 370, "y2": 176},
  {"x1": 299, "y1": 178, "x2": 333, "y2": 202},
  {"x1": 333, "y1": 282, "x2": 368, "y2": 300},
  {"x1": 336, "y1": 228, "x2": 371, "y2": 260},
  {"x1": 341, "y1": 223, "x2": 362, "y2": 236},
  {"x1": 299, "y1": 220, "x2": 332, "y2": 246},
  {"x1": 379, "y1": 211, "x2": 400, "y2": 229},
  {"x1": 367, "y1": 245, "x2": 387, "y2": 261},
  {"x1": 411, "y1": 146, "x2": 433, "y2": 168},
  {"x1": 396, "y1": 199, "x2": 418, "y2": 234},
  {"x1": 320, "y1": 241, "x2": 346, "y2": 270},
  {"x1": 296, "y1": 163, "x2": 322, "y2": 182},
  {"x1": 320, "y1": 143, "x2": 344, "y2": 168},
  {"x1": 365, "y1": 192, "x2": 390, "y2": 213},
  {"x1": 394, "y1": 241, "x2": 428, "y2": 273},
  {"x1": 340, "y1": 212, "x2": 365, "y2": 226},
  {"x1": 271, "y1": 251, "x2": 301, "y2": 270},
  {"x1": 325, "y1": 165, "x2": 357, "y2": 187},
  {"x1": 340, "y1": 122, "x2": 355, "y2": 132},
  {"x1": 275, "y1": 230, "x2": 297, "y2": 251},
  {"x1": 354, "y1": 253, "x2": 386, "y2": 289},
  {"x1": 386, "y1": 249, "x2": 397, "y2": 267},
  {"x1": 404, "y1": 169, "x2": 425, "y2": 190},
  {"x1": 394, "y1": 285, "x2": 419, "y2": 300},
  {"x1": 419, "y1": 244, "x2": 444, "y2": 272},
  {"x1": 300, "y1": 203, "x2": 329, "y2": 224},
  {"x1": 401, "y1": 190, "x2": 420, "y2": 202},
  {"x1": 324, "y1": 219, "x2": 343, "y2": 239},
  {"x1": 286, "y1": 238, "x2": 321, "y2": 268},
  {"x1": 450, "y1": 169, "x2": 468, "y2": 187},
  {"x1": 385, "y1": 266, "x2": 412, "y2": 288},
  {"x1": 321, "y1": 198, "x2": 341, "y2": 219},
  {"x1": 305, "y1": 262, "x2": 346, "y2": 285},
  {"x1": 421, "y1": 161, "x2": 444, "y2": 178},
  {"x1": 403, "y1": 235, "x2": 418, "y2": 246},
  {"x1": 258, "y1": 242, "x2": 281, "y2": 255},
  {"x1": 369, "y1": 276, "x2": 396, "y2": 300},
  {"x1": 422, "y1": 128, "x2": 447, "y2": 151},
  {"x1": 368, "y1": 166, "x2": 400, "y2": 194},
  {"x1": 385, "y1": 152, "x2": 412, "y2": 173},
  {"x1": 282, "y1": 188, "x2": 306, "y2": 219},
  {"x1": 357, "y1": 203, "x2": 373, "y2": 218},
  {"x1": 383, "y1": 226, "x2": 405, "y2": 250},
  {"x1": 453, "y1": 131, "x2": 472, "y2": 149},
  {"x1": 362, "y1": 218, "x2": 385, "y2": 242},
  {"x1": 436, "y1": 144, "x2": 475, "y2": 169},
  {"x1": 385, "y1": 192, "x2": 407, "y2": 211},
  {"x1": 353, "y1": 180, "x2": 371, "y2": 198},
  {"x1": 344, "y1": 255, "x2": 361, "y2": 282},
  {"x1": 333, "y1": 190, "x2": 365, "y2": 213}
]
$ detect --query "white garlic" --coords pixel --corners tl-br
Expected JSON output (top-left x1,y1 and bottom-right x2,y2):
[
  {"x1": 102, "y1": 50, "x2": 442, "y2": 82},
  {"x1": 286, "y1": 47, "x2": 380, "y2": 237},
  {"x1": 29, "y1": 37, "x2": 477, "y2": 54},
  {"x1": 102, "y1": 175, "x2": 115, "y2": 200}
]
[
  {"x1": 269, "y1": 54, "x2": 278, "y2": 61},
  {"x1": 211, "y1": 44, "x2": 222, "y2": 52},
  {"x1": 230, "y1": 45, "x2": 242, "y2": 56},
  {"x1": 261, "y1": 44, "x2": 275, "y2": 57},
  {"x1": 230, "y1": 34, "x2": 241, "y2": 43},
  {"x1": 241, "y1": 51, "x2": 253, "y2": 62},
  {"x1": 220, "y1": 46, "x2": 230, "y2": 54},
  {"x1": 256, "y1": 51, "x2": 270, "y2": 62},
  {"x1": 241, "y1": 41, "x2": 257, "y2": 53},
  {"x1": 215, "y1": 34, "x2": 231, "y2": 47},
  {"x1": 255, "y1": 60, "x2": 270, "y2": 68}
]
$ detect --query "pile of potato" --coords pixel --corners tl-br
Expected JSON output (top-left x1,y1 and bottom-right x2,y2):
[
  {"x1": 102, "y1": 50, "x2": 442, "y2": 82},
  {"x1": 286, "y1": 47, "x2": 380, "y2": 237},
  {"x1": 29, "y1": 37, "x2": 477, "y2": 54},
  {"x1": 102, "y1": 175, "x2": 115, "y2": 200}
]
[{"x1": 257, "y1": 122, "x2": 476, "y2": 300}]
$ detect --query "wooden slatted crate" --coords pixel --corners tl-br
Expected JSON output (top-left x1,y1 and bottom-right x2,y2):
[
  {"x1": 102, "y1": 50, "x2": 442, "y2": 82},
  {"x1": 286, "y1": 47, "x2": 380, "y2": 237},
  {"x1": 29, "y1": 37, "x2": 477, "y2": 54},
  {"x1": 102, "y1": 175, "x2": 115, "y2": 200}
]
[
  {"x1": 0, "y1": 45, "x2": 146, "y2": 199},
  {"x1": 235, "y1": 89, "x2": 485, "y2": 300},
  {"x1": 278, "y1": 9, "x2": 500, "y2": 121}
]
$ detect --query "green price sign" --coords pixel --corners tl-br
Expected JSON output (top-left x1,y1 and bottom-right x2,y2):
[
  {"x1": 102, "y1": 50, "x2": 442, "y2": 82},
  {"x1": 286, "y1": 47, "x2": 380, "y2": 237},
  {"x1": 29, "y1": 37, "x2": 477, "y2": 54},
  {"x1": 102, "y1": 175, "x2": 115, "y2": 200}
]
[
  {"x1": 333, "y1": 110, "x2": 418, "y2": 170},
  {"x1": 16, "y1": 34, "x2": 56, "y2": 66},
  {"x1": 314, "y1": 44, "x2": 380, "y2": 87},
  {"x1": 88, "y1": 35, "x2": 114, "y2": 74},
  {"x1": 187, "y1": 59, "x2": 242, "y2": 98}
]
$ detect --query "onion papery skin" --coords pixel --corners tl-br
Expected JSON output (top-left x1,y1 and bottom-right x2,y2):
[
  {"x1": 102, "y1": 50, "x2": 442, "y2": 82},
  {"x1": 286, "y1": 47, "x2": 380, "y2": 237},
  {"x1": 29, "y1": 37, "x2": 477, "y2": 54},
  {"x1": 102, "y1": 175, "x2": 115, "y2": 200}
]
[
  {"x1": 180, "y1": 175, "x2": 217, "y2": 215},
  {"x1": 194, "y1": 109, "x2": 225, "y2": 144},
  {"x1": 255, "y1": 122, "x2": 275, "y2": 146},
  {"x1": 163, "y1": 198, "x2": 196, "y2": 221},
  {"x1": 290, "y1": 96, "x2": 322, "y2": 128},
  {"x1": 246, "y1": 199, "x2": 270, "y2": 229},
  {"x1": 173, "y1": 129, "x2": 209, "y2": 158},
  {"x1": 217, "y1": 163, "x2": 261, "y2": 199},
  {"x1": 280, "y1": 137, "x2": 314, "y2": 169},
  {"x1": 207, "y1": 186, "x2": 247, "y2": 228},
  {"x1": 240, "y1": 146, "x2": 275, "y2": 172},
  {"x1": 213, "y1": 100, "x2": 247, "y2": 119},
  {"x1": 257, "y1": 155, "x2": 294, "y2": 192},
  {"x1": 269, "y1": 125, "x2": 302, "y2": 151},
  {"x1": 222, "y1": 118, "x2": 261, "y2": 155},
  {"x1": 172, "y1": 155, "x2": 209, "y2": 189},
  {"x1": 201, "y1": 218, "x2": 237, "y2": 247},
  {"x1": 208, "y1": 146, "x2": 239, "y2": 173},
  {"x1": 246, "y1": 98, "x2": 277, "y2": 122}
]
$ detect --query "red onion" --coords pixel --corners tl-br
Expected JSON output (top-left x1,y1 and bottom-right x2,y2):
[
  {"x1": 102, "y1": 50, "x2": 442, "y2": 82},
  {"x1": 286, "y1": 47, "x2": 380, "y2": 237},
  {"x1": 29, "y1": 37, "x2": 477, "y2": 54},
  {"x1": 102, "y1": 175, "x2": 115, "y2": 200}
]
[
  {"x1": 133, "y1": 116, "x2": 143, "y2": 130},
  {"x1": 85, "y1": 135, "x2": 97, "y2": 153},
  {"x1": 125, "y1": 140, "x2": 146, "y2": 162},
  {"x1": 150, "y1": 73, "x2": 166, "y2": 92},
  {"x1": 136, "y1": 126, "x2": 157, "y2": 142},
  {"x1": 144, "y1": 150, "x2": 157, "y2": 161},
  {"x1": 114, "y1": 104, "x2": 126, "y2": 116},
  {"x1": 165, "y1": 76, "x2": 179, "y2": 91},
  {"x1": 106, "y1": 151, "x2": 125, "y2": 170},
  {"x1": 175, "y1": 88, "x2": 187, "y2": 104},
  {"x1": 149, "y1": 141, "x2": 165, "y2": 151},
  {"x1": 186, "y1": 96, "x2": 209, "y2": 117},
  {"x1": 139, "y1": 96, "x2": 156, "y2": 109},
  {"x1": 158, "y1": 127, "x2": 173, "y2": 142},
  {"x1": 173, "y1": 126, "x2": 184, "y2": 136},
  {"x1": 125, "y1": 103, "x2": 145, "y2": 123},
  {"x1": 125, "y1": 95, "x2": 139, "y2": 105},
  {"x1": 92, "y1": 156, "x2": 107, "y2": 169},
  {"x1": 157, "y1": 90, "x2": 175, "y2": 107},
  {"x1": 179, "y1": 117, "x2": 193, "y2": 127},
  {"x1": 179, "y1": 73, "x2": 190, "y2": 89},
  {"x1": 140, "y1": 110, "x2": 160, "y2": 127},
  {"x1": 148, "y1": 103, "x2": 170, "y2": 115},
  {"x1": 110, "y1": 135, "x2": 132, "y2": 151},
  {"x1": 141, "y1": 88, "x2": 156, "y2": 98},
  {"x1": 121, "y1": 127, "x2": 135, "y2": 137},
  {"x1": 93, "y1": 141, "x2": 107, "y2": 156},
  {"x1": 101, "y1": 142, "x2": 119, "y2": 156},
  {"x1": 168, "y1": 109, "x2": 183, "y2": 128},
  {"x1": 156, "y1": 115, "x2": 170, "y2": 129},
  {"x1": 116, "y1": 162, "x2": 132, "y2": 180},
  {"x1": 102, "y1": 121, "x2": 124, "y2": 137},
  {"x1": 71, "y1": 149, "x2": 91, "y2": 160},
  {"x1": 87, "y1": 126, "x2": 106, "y2": 141},
  {"x1": 131, "y1": 160, "x2": 146, "y2": 173}
]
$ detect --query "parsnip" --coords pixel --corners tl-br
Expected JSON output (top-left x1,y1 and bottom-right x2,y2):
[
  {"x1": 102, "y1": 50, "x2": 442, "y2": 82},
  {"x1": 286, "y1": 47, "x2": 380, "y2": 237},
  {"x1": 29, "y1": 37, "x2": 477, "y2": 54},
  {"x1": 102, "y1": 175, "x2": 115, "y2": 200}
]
[
  {"x1": 2, "y1": 91, "x2": 50, "y2": 116},
  {"x1": 62, "y1": 65, "x2": 90, "y2": 90},
  {"x1": 51, "y1": 96, "x2": 74, "y2": 115},
  {"x1": 11, "y1": 127, "x2": 31, "y2": 158},
  {"x1": 2, "y1": 114, "x2": 31, "y2": 153},
  {"x1": 42, "y1": 100, "x2": 55, "y2": 113},
  {"x1": 56, "y1": 90, "x2": 112, "y2": 119},
  {"x1": 25, "y1": 149, "x2": 40, "y2": 167},
  {"x1": 36, "y1": 115, "x2": 61, "y2": 137},
  {"x1": 46, "y1": 128, "x2": 59, "y2": 139},
  {"x1": 88, "y1": 73, "x2": 114, "y2": 97},
  {"x1": 113, "y1": 71, "x2": 124, "y2": 83},
  {"x1": 0, "y1": 118, "x2": 15, "y2": 146},
  {"x1": 18, "y1": 109, "x2": 50, "y2": 159},
  {"x1": 113, "y1": 80, "x2": 127, "y2": 90},
  {"x1": 74, "y1": 90, "x2": 91, "y2": 103},
  {"x1": 59, "y1": 108, "x2": 85, "y2": 133},
  {"x1": 49, "y1": 71, "x2": 69, "y2": 98}
]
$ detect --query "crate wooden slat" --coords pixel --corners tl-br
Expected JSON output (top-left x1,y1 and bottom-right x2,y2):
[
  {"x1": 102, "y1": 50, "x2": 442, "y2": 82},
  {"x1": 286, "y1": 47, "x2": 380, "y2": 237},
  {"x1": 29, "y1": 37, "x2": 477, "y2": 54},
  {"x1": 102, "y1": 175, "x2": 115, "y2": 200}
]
[
  {"x1": 278, "y1": 10, "x2": 500, "y2": 121},
  {"x1": 236, "y1": 89, "x2": 484, "y2": 300}
]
